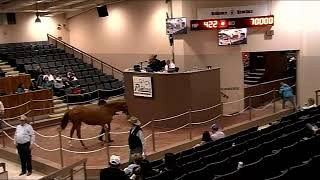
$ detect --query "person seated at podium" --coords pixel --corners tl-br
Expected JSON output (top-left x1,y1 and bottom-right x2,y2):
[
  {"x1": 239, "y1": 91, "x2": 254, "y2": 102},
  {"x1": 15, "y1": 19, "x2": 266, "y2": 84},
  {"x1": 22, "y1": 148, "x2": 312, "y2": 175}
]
[
  {"x1": 147, "y1": 54, "x2": 163, "y2": 72},
  {"x1": 164, "y1": 60, "x2": 176, "y2": 72}
]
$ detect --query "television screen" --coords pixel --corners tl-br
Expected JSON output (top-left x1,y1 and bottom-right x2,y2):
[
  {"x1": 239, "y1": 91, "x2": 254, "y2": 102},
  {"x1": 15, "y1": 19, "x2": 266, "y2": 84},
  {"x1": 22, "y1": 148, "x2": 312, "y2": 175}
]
[
  {"x1": 166, "y1": 17, "x2": 187, "y2": 35},
  {"x1": 218, "y1": 28, "x2": 247, "y2": 46}
]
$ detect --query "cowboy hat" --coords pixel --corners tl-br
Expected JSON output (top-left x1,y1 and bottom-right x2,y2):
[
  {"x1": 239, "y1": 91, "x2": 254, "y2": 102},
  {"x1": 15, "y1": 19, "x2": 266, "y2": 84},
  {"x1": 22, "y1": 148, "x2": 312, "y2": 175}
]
[{"x1": 128, "y1": 116, "x2": 141, "y2": 126}]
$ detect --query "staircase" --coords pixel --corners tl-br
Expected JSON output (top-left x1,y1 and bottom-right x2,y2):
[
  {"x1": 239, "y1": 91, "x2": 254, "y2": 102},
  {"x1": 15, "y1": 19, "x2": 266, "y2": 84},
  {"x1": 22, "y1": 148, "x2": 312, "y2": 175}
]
[
  {"x1": 0, "y1": 60, "x2": 20, "y2": 76},
  {"x1": 244, "y1": 69, "x2": 265, "y2": 85},
  {"x1": 48, "y1": 97, "x2": 68, "y2": 119}
]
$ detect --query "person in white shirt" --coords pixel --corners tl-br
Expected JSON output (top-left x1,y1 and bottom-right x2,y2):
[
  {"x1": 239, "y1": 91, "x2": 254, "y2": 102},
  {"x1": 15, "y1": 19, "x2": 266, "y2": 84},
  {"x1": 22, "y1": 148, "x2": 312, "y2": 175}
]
[
  {"x1": 164, "y1": 60, "x2": 176, "y2": 72},
  {"x1": 210, "y1": 123, "x2": 225, "y2": 141},
  {"x1": 301, "y1": 98, "x2": 317, "y2": 110},
  {"x1": 14, "y1": 115, "x2": 35, "y2": 176},
  {"x1": 43, "y1": 72, "x2": 54, "y2": 82},
  {"x1": 0, "y1": 100, "x2": 4, "y2": 130}
]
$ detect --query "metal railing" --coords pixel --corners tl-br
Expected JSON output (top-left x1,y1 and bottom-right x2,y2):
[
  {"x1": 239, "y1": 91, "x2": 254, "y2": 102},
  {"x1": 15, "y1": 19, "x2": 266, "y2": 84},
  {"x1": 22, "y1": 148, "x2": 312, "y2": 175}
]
[
  {"x1": 0, "y1": 81, "x2": 296, "y2": 167},
  {"x1": 244, "y1": 76, "x2": 296, "y2": 108},
  {"x1": 47, "y1": 34, "x2": 123, "y2": 81},
  {"x1": 39, "y1": 159, "x2": 87, "y2": 180}
]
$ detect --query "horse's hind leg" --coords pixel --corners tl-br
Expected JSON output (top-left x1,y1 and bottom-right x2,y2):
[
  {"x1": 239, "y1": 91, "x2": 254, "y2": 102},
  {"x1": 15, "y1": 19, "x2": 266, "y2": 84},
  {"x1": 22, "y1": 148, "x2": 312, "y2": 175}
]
[
  {"x1": 69, "y1": 126, "x2": 76, "y2": 147},
  {"x1": 76, "y1": 127, "x2": 87, "y2": 149}
]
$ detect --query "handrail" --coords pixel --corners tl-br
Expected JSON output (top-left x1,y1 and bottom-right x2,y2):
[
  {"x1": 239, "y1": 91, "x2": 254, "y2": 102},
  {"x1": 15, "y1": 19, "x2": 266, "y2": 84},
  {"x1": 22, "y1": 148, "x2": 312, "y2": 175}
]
[
  {"x1": 245, "y1": 76, "x2": 294, "y2": 88},
  {"x1": 39, "y1": 159, "x2": 87, "y2": 180},
  {"x1": 47, "y1": 34, "x2": 123, "y2": 74}
]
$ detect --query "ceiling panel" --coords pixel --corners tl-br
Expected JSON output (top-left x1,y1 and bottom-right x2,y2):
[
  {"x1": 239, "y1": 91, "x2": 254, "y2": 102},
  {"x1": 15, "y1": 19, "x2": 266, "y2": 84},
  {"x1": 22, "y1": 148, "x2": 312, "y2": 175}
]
[{"x1": 0, "y1": 0, "x2": 125, "y2": 16}]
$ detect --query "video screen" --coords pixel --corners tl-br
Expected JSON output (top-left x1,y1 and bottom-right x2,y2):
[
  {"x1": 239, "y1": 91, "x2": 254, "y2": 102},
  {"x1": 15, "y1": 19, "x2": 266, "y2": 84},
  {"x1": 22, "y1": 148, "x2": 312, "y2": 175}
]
[
  {"x1": 166, "y1": 17, "x2": 187, "y2": 35},
  {"x1": 218, "y1": 28, "x2": 247, "y2": 46}
]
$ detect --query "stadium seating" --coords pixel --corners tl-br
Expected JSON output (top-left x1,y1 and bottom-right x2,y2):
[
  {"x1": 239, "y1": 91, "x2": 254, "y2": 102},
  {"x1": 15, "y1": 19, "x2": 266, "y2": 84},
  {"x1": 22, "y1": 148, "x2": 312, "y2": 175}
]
[
  {"x1": 145, "y1": 106, "x2": 320, "y2": 180},
  {"x1": 0, "y1": 41, "x2": 124, "y2": 102}
]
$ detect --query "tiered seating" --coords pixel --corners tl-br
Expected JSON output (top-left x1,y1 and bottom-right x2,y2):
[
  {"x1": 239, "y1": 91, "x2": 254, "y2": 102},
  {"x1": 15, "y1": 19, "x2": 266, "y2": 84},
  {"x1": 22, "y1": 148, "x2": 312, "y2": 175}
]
[
  {"x1": 146, "y1": 107, "x2": 320, "y2": 180},
  {"x1": 0, "y1": 41, "x2": 124, "y2": 101}
]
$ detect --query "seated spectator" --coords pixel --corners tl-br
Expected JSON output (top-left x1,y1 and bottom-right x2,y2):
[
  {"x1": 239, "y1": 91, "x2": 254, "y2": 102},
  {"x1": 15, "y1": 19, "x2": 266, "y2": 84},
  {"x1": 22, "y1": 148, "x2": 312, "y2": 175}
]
[
  {"x1": 32, "y1": 65, "x2": 44, "y2": 80},
  {"x1": 53, "y1": 79, "x2": 65, "y2": 96},
  {"x1": 163, "y1": 153, "x2": 178, "y2": 171},
  {"x1": 140, "y1": 160, "x2": 159, "y2": 179},
  {"x1": 161, "y1": 153, "x2": 182, "y2": 179},
  {"x1": 130, "y1": 166, "x2": 142, "y2": 180},
  {"x1": 100, "y1": 155, "x2": 128, "y2": 180},
  {"x1": 67, "y1": 71, "x2": 77, "y2": 81},
  {"x1": 29, "y1": 81, "x2": 39, "y2": 91},
  {"x1": 16, "y1": 83, "x2": 25, "y2": 94},
  {"x1": 194, "y1": 131, "x2": 213, "y2": 147},
  {"x1": 42, "y1": 76, "x2": 53, "y2": 89},
  {"x1": 43, "y1": 72, "x2": 54, "y2": 82},
  {"x1": 72, "y1": 86, "x2": 81, "y2": 94},
  {"x1": 36, "y1": 74, "x2": 44, "y2": 87},
  {"x1": 55, "y1": 74, "x2": 63, "y2": 82},
  {"x1": 301, "y1": 98, "x2": 317, "y2": 110},
  {"x1": 124, "y1": 153, "x2": 143, "y2": 176},
  {"x1": 66, "y1": 70, "x2": 72, "y2": 79},
  {"x1": 210, "y1": 123, "x2": 225, "y2": 141}
]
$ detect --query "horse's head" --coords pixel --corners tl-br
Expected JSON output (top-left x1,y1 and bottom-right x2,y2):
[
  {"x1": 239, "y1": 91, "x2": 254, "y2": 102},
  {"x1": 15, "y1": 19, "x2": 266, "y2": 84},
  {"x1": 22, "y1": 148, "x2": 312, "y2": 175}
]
[
  {"x1": 118, "y1": 102, "x2": 129, "y2": 115},
  {"x1": 104, "y1": 100, "x2": 129, "y2": 115}
]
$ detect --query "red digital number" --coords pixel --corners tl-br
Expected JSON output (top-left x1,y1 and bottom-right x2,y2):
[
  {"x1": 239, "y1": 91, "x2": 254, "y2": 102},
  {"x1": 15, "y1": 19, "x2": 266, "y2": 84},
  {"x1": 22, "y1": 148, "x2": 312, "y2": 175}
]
[
  {"x1": 250, "y1": 17, "x2": 274, "y2": 26},
  {"x1": 203, "y1": 20, "x2": 218, "y2": 28}
]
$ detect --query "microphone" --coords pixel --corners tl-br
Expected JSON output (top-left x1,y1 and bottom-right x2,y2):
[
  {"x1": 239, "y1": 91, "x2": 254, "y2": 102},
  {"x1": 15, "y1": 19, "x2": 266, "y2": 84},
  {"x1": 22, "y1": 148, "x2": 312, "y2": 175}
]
[{"x1": 139, "y1": 61, "x2": 149, "y2": 69}]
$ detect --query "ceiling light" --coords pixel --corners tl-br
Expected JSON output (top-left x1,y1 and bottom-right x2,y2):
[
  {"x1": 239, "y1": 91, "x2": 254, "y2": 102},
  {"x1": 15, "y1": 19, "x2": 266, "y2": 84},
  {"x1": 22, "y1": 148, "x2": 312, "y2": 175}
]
[
  {"x1": 35, "y1": 12, "x2": 41, "y2": 23},
  {"x1": 34, "y1": 1, "x2": 41, "y2": 23}
]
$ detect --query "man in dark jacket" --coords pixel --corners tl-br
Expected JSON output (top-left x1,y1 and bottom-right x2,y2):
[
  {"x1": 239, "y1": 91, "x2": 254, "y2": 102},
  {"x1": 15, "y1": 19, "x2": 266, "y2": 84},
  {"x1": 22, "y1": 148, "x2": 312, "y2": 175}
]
[
  {"x1": 128, "y1": 116, "x2": 144, "y2": 162},
  {"x1": 148, "y1": 54, "x2": 163, "y2": 72},
  {"x1": 100, "y1": 155, "x2": 128, "y2": 180}
]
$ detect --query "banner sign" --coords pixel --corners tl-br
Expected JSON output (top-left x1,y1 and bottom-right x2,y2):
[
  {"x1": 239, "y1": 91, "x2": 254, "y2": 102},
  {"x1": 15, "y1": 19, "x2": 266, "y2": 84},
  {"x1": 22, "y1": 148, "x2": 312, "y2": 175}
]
[
  {"x1": 133, "y1": 76, "x2": 153, "y2": 98},
  {"x1": 197, "y1": 5, "x2": 269, "y2": 20}
]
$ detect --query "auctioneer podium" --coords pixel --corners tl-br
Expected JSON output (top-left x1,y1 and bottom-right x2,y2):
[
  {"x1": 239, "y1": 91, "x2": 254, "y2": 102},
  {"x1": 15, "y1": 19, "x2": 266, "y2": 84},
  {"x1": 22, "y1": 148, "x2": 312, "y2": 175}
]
[{"x1": 124, "y1": 68, "x2": 221, "y2": 128}]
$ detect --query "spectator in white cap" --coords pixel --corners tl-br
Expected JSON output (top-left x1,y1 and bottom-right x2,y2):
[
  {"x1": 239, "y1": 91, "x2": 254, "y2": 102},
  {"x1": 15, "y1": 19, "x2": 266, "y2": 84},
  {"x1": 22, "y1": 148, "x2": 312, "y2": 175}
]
[
  {"x1": 100, "y1": 155, "x2": 128, "y2": 180},
  {"x1": 210, "y1": 123, "x2": 225, "y2": 141},
  {"x1": 128, "y1": 116, "x2": 144, "y2": 162}
]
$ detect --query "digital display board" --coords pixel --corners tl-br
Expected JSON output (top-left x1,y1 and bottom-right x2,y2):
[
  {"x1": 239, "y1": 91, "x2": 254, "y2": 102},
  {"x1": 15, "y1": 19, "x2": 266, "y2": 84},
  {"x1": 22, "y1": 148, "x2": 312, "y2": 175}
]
[
  {"x1": 166, "y1": 17, "x2": 187, "y2": 35},
  {"x1": 191, "y1": 15, "x2": 274, "y2": 30}
]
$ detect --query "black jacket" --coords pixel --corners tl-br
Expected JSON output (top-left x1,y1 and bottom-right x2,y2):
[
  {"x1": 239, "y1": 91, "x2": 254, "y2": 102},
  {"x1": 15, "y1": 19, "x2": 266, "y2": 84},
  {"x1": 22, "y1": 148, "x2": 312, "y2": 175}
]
[{"x1": 100, "y1": 167, "x2": 128, "y2": 180}]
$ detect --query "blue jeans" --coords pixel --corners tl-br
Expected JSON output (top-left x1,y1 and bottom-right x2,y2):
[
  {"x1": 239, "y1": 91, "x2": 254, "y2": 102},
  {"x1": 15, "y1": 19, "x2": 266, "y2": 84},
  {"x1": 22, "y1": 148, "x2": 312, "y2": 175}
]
[{"x1": 282, "y1": 96, "x2": 296, "y2": 109}]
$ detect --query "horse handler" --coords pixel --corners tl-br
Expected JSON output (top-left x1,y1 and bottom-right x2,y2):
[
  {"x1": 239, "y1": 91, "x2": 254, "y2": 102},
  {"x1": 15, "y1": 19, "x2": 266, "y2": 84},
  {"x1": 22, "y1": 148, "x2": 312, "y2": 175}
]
[
  {"x1": 14, "y1": 115, "x2": 35, "y2": 176},
  {"x1": 128, "y1": 116, "x2": 145, "y2": 162}
]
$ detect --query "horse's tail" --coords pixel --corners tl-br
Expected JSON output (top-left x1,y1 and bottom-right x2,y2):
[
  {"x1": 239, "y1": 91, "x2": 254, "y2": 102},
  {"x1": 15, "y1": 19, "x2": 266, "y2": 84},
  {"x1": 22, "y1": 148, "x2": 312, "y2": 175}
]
[{"x1": 61, "y1": 111, "x2": 70, "y2": 130}]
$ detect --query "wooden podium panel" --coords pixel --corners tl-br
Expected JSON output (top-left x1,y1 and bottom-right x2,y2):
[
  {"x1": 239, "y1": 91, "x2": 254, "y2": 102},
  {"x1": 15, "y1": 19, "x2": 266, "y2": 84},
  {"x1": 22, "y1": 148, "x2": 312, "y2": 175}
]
[
  {"x1": 0, "y1": 89, "x2": 53, "y2": 119},
  {"x1": 0, "y1": 75, "x2": 31, "y2": 95},
  {"x1": 124, "y1": 69, "x2": 221, "y2": 128}
]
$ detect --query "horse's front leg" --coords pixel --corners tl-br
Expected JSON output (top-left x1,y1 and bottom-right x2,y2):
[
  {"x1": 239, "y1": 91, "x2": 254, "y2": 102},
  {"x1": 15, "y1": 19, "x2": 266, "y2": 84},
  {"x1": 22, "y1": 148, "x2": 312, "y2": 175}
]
[{"x1": 99, "y1": 126, "x2": 105, "y2": 146}]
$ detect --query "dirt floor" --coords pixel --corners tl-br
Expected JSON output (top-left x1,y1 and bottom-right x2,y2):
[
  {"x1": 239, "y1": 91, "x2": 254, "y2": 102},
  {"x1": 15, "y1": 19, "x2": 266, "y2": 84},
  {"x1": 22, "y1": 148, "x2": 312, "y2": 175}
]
[{"x1": 1, "y1": 102, "x2": 287, "y2": 167}]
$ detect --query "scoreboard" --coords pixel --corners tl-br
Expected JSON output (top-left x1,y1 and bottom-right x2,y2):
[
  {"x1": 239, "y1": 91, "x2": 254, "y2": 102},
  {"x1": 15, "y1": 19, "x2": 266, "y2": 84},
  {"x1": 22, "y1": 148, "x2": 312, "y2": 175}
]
[{"x1": 191, "y1": 15, "x2": 274, "y2": 30}]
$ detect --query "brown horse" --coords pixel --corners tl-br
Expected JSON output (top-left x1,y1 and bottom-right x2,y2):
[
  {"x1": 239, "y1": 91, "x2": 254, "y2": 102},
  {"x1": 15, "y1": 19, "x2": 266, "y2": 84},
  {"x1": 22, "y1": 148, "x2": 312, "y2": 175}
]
[{"x1": 60, "y1": 100, "x2": 128, "y2": 148}]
